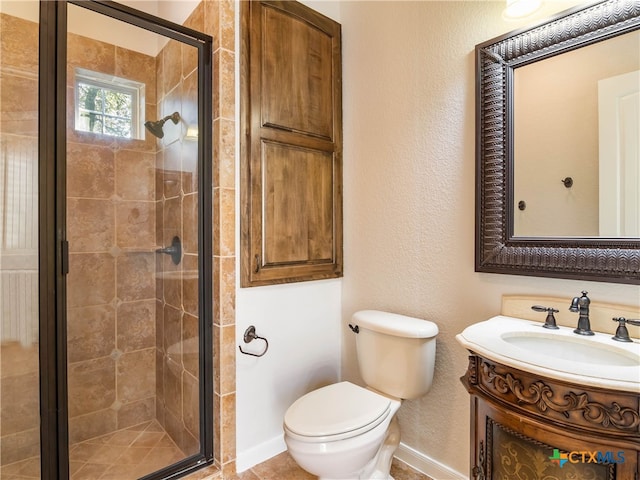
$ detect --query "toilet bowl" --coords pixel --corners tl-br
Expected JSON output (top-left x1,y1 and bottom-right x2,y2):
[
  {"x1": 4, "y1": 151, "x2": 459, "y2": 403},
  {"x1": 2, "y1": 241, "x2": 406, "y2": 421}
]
[
  {"x1": 284, "y1": 381, "x2": 402, "y2": 480},
  {"x1": 283, "y1": 310, "x2": 438, "y2": 480}
]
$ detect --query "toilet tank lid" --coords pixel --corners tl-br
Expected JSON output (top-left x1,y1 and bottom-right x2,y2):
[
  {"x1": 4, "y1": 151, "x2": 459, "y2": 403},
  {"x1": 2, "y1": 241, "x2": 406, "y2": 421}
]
[{"x1": 352, "y1": 310, "x2": 438, "y2": 338}]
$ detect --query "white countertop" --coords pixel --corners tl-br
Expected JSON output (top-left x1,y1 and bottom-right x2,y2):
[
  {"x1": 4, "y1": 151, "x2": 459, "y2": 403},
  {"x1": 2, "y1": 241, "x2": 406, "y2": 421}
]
[{"x1": 456, "y1": 315, "x2": 640, "y2": 393}]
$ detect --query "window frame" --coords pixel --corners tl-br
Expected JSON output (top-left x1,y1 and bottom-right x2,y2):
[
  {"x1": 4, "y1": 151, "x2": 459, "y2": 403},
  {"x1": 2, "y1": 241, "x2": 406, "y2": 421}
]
[{"x1": 74, "y1": 68, "x2": 144, "y2": 139}]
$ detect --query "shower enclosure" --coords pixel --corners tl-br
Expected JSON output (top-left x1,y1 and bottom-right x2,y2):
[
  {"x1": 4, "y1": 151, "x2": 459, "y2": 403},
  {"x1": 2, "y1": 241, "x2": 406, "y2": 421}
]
[{"x1": 0, "y1": 1, "x2": 213, "y2": 478}]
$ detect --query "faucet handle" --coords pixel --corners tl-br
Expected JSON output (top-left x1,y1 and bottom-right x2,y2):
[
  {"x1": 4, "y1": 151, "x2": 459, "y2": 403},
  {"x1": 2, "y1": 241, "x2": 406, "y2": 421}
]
[
  {"x1": 531, "y1": 305, "x2": 559, "y2": 329},
  {"x1": 611, "y1": 317, "x2": 640, "y2": 342}
]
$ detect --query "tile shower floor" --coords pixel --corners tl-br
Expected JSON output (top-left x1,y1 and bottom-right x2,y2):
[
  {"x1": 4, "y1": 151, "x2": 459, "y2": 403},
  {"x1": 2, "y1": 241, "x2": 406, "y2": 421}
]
[
  {"x1": 1, "y1": 420, "x2": 185, "y2": 480},
  {"x1": 69, "y1": 420, "x2": 185, "y2": 479}
]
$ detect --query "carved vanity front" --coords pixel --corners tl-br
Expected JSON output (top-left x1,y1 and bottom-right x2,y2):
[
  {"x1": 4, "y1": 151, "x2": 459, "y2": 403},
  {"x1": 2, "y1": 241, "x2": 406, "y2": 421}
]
[{"x1": 461, "y1": 354, "x2": 639, "y2": 479}]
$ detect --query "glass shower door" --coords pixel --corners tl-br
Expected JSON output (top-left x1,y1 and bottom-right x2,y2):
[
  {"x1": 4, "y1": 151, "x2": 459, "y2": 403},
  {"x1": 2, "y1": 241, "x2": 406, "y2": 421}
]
[
  {"x1": 64, "y1": 2, "x2": 211, "y2": 478},
  {"x1": 0, "y1": 1, "x2": 41, "y2": 475}
]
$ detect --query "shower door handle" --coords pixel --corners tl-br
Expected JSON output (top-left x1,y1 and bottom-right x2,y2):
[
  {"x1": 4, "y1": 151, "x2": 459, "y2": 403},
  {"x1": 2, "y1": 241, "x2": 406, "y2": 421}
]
[{"x1": 61, "y1": 239, "x2": 69, "y2": 275}]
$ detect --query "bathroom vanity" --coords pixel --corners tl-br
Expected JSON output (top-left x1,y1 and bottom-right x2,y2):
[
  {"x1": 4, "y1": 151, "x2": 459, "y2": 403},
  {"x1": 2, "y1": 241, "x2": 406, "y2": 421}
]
[
  {"x1": 461, "y1": 354, "x2": 639, "y2": 479},
  {"x1": 457, "y1": 296, "x2": 640, "y2": 480}
]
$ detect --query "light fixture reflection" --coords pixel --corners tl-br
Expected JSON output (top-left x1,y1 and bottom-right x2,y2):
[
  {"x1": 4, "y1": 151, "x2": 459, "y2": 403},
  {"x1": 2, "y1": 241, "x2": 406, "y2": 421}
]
[
  {"x1": 503, "y1": 0, "x2": 542, "y2": 19},
  {"x1": 185, "y1": 125, "x2": 199, "y2": 140}
]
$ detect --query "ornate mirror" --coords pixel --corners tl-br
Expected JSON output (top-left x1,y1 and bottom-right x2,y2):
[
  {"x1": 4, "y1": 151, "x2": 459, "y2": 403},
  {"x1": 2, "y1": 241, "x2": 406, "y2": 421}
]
[{"x1": 475, "y1": 0, "x2": 640, "y2": 284}]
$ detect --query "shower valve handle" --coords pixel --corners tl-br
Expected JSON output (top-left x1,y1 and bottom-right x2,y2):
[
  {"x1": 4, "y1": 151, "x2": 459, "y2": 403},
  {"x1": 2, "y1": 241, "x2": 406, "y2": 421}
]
[{"x1": 155, "y1": 236, "x2": 182, "y2": 265}]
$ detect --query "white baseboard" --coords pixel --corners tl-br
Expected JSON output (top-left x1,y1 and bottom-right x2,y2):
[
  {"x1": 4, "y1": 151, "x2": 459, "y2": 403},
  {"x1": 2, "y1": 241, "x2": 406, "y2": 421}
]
[
  {"x1": 394, "y1": 442, "x2": 468, "y2": 480},
  {"x1": 236, "y1": 435, "x2": 286, "y2": 473}
]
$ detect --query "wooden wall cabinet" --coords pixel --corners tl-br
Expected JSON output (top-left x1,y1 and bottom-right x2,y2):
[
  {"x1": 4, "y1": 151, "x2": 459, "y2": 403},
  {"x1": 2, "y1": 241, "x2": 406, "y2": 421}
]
[
  {"x1": 461, "y1": 355, "x2": 639, "y2": 479},
  {"x1": 240, "y1": 0, "x2": 343, "y2": 287}
]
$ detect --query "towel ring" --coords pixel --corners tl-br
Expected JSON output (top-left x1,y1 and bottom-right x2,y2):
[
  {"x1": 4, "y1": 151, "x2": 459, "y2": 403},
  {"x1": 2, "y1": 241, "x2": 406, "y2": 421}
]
[{"x1": 238, "y1": 325, "x2": 269, "y2": 357}]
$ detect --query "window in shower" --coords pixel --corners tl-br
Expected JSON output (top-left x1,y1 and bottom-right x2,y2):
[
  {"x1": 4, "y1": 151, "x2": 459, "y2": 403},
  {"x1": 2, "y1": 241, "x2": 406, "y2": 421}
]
[{"x1": 74, "y1": 68, "x2": 144, "y2": 139}]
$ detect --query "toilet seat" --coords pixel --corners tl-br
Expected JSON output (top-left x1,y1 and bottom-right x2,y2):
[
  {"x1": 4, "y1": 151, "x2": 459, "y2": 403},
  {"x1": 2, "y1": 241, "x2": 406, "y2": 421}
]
[{"x1": 284, "y1": 381, "x2": 392, "y2": 443}]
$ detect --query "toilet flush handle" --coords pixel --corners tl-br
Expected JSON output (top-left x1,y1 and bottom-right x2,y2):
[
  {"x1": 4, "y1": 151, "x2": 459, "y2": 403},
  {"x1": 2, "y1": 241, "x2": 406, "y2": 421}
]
[{"x1": 348, "y1": 324, "x2": 359, "y2": 334}]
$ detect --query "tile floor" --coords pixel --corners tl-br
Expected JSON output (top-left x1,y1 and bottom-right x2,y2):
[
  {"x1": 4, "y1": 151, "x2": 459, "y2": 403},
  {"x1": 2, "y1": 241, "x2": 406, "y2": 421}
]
[
  {"x1": 1, "y1": 427, "x2": 432, "y2": 480},
  {"x1": 228, "y1": 451, "x2": 434, "y2": 480}
]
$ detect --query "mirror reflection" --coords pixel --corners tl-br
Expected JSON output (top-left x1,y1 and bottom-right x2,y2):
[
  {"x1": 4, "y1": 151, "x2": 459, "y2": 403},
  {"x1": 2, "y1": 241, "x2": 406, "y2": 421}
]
[{"x1": 513, "y1": 29, "x2": 640, "y2": 238}]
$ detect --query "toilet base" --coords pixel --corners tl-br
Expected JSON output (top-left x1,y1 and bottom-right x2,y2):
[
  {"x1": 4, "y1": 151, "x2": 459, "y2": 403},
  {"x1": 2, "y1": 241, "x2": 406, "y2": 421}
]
[
  {"x1": 319, "y1": 477, "x2": 394, "y2": 480},
  {"x1": 286, "y1": 405, "x2": 402, "y2": 480},
  {"x1": 358, "y1": 415, "x2": 400, "y2": 480},
  {"x1": 319, "y1": 476, "x2": 394, "y2": 480},
  {"x1": 317, "y1": 416, "x2": 399, "y2": 480}
]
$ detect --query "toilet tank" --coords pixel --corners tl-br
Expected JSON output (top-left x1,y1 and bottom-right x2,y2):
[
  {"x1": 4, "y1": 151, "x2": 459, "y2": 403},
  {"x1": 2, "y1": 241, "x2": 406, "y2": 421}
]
[{"x1": 352, "y1": 310, "x2": 438, "y2": 400}]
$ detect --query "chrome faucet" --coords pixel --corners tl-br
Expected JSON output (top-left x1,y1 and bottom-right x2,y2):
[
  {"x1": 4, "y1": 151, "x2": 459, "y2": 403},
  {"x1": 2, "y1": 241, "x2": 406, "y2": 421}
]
[{"x1": 569, "y1": 291, "x2": 594, "y2": 336}]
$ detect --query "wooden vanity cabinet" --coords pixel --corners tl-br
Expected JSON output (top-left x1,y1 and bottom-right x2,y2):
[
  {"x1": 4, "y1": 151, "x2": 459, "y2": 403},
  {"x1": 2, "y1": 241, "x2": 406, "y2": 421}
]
[{"x1": 461, "y1": 354, "x2": 640, "y2": 480}]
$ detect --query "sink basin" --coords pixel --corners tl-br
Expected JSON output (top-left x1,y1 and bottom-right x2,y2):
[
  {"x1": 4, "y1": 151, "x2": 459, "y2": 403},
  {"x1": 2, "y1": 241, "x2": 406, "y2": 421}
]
[
  {"x1": 456, "y1": 316, "x2": 640, "y2": 393},
  {"x1": 501, "y1": 332, "x2": 639, "y2": 366}
]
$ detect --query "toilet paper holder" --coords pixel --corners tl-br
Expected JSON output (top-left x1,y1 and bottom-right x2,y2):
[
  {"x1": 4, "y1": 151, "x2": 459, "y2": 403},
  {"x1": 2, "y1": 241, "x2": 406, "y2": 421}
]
[{"x1": 238, "y1": 325, "x2": 269, "y2": 357}]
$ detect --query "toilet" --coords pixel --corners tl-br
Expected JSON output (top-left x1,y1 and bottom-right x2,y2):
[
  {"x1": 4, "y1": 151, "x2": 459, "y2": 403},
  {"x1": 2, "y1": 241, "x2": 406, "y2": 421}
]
[{"x1": 283, "y1": 310, "x2": 438, "y2": 480}]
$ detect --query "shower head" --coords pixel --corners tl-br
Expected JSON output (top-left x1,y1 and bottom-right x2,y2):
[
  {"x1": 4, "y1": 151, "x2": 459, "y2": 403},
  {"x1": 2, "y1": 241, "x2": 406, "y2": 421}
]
[{"x1": 144, "y1": 112, "x2": 181, "y2": 139}]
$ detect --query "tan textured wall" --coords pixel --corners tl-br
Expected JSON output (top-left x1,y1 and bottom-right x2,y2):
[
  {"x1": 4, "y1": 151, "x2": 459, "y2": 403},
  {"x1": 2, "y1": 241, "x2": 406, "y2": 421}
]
[{"x1": 339, "y1": 1, "x2": 640, "y2": 476}]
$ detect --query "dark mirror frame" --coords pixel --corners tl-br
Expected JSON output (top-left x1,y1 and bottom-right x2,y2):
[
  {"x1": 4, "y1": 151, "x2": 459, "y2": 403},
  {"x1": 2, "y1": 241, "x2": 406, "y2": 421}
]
[{"x1": 475, "y1": 0, "x2": 640, "y2": 285}]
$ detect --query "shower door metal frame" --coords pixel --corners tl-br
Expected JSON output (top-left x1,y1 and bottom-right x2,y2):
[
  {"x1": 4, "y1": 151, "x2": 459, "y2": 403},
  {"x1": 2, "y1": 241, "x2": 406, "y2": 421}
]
[
  {"x1": 39, "y1": 2, "x2": 70, "y2": 478},
  {"x1": 38, "y1": 1, "x2": 213, "y2": 478}
]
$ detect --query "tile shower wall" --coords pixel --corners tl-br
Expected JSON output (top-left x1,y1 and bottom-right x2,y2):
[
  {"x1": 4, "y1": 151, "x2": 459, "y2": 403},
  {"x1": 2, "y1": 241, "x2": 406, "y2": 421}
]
[
  {"x1": 203, "y1": 0, "x2": 237, "y2": 474},
  {"x1": 66, "y1": 31, "x2": 159, "y2": 444},
  {"x1": 0, "y1": 13, "x2": 40, "y2": 467},
  {"x1": 152, "y1": 2, "x2": 238, "y2": 474},
  {"x1": 154, "y1": 3, "x2": 202, "y2": 456},
  {"x1": 162, "y1": 2, "x2": 238, "y2": 473}
]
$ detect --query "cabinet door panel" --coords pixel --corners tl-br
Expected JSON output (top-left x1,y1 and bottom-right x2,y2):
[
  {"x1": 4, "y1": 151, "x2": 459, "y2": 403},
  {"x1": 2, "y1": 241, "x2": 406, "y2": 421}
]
[
  {"x1": 261, "y1": 5, "x2": 334, "y2": 139},
  {"x1": 471, "y1": 392, "x2": 639, "y2": 480},
  {"x1": 489, "y1": 416, "x2": 615, "y2": 479},
  {"x1": 262, "y1": 142, "x2": 334, "y2": 265}
]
